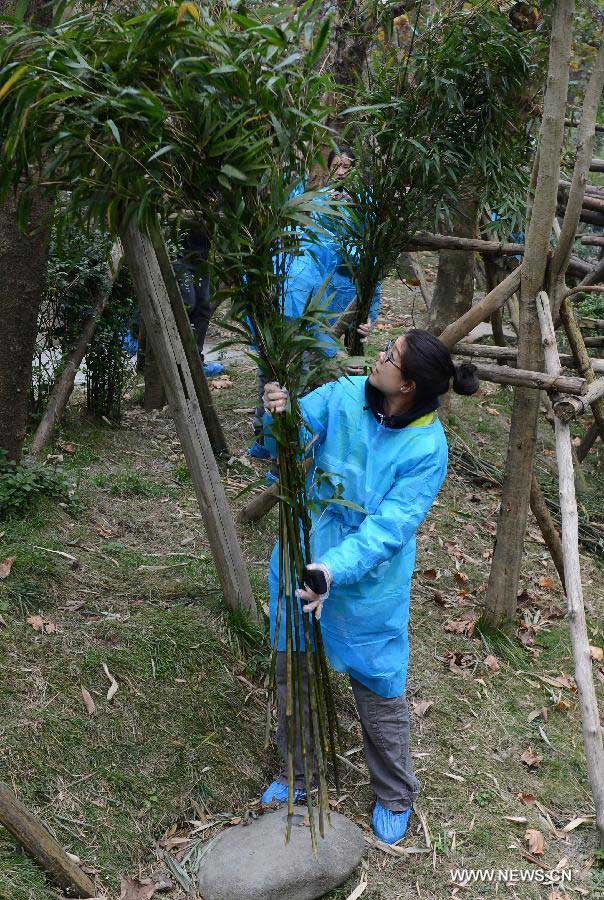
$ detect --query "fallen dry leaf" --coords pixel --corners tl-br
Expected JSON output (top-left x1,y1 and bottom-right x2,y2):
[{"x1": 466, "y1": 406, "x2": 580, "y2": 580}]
[
  {"x1": 484, "y1": 654, "x2": 500, "y2": 673},
  {"x1": 453, "y1": 571, "x2": 469, "y2": 586},
  {"x1": 590, "y1": 645, "x2": 604, "y2": 662},
  {"x1": 26, "y1": 615, "x2": 56, "y2": 635},
  {"x1": 517, "y1": 625, "x2": 536, "y2": 647},
  {"x1": 27, "y1": 615, "x2": 45, "y2": 632},
  {"x1": 209, "y1": 375, "x2": 233, "y2": 391},
  {"x1": 561, "y1": 815, "x2": 594, "y2": 832},
  {"x1": 520, "y1": 747, "x2": 542, "y2": 769},
  {"x1": 58, "y1": 441, "x2": 76, "y2": 453},
  {"x1": 524, "y1": 828, "x2": 544, "y2": 856},
  {"x1": 517, "y1": 792, "x2": 537, "y2": 807},
  {"x1": 81, "y1": 686, "x2": 96, "y2": 716},
  {"x1": 554, "y1": 697, "x2": 571, "y2": 712},
  {"x1": 119, "y1": 875, "x2": 158, "y2": 900},
  {"x1": 444, "y1": 614, "x2": 477, "y2": 637},
  {"x1": 432, "y1": 590, "x2": 446, "y2": 606},
  {"x1": 547, "y1": 892, "x2": 565, "y2": 900},
  {"x1": 412, "y1": 699, "x2": 434, "y2": 718},
  {"x1": 94, "y1": 522, "x2": 113, "y2": 539},
  {"x1": 538, "y1": 575, "x2": 555, "y2": 591},
  {"x1": 102, "y1": 663, "x2": 119, "y2": 702},
  {"x1": 421, "y1": 568, "x2": 439, "y2": 581},
  {"x1": 0, "y1": 555, "x2": 16, "y2": 579}
]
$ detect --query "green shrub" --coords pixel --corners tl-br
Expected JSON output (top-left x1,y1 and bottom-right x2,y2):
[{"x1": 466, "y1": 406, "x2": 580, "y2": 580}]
[{"x1": 0, "y1": 451, "x2": 70, "y2": 518}]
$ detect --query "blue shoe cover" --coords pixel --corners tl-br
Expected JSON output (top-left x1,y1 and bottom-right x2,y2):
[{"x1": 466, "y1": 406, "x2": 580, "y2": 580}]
[
  {"x1": 203, "y1": 361, "x2": 225, "y2": 377},
  {"x1": 265, "y1": 469, "x2": 279, "y2": 485},
  {"x1": 261, "y1": 781, "x2": 307, "y2": 805},
  {"x1": 371, "y1": 800, "x2": 411, "y2": 844},
  {"x1": 247, "y1": 441, "x2": 271, "y2": 460}
]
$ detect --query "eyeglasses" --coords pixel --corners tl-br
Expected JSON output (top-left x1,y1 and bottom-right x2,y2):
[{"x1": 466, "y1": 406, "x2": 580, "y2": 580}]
[{"x1": 383, "y1": 339, "x2": 402, "y2": 372}]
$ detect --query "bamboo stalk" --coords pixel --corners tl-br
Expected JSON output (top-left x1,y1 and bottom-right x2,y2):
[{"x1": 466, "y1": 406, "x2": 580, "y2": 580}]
[{"x1": 535, "y1": 290, "x2": 604, "y2": 850}]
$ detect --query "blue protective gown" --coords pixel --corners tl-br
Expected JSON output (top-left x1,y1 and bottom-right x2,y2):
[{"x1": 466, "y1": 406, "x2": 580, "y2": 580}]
[
  {"x1": 280, "y1": 192, "x2": 380, "y2": 355},
  {"x1": 268, "y1": 376, "x2": 448, "y2": 698}
]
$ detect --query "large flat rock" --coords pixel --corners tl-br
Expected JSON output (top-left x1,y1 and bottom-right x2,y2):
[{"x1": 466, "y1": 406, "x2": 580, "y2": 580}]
[{"x1": 197, "y1": 806, "x2": 365, "y2": 900}]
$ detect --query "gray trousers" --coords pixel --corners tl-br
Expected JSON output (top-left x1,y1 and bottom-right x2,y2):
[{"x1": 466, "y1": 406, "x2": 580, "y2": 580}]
[{"x1": 274, "y1": 652, "x2": 420, "y2": 812}]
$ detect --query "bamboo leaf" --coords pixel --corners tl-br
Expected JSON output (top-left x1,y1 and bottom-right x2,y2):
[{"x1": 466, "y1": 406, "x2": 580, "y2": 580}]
[{"x1": 0, "y1": 65, "x2": 29, "y2": 103}]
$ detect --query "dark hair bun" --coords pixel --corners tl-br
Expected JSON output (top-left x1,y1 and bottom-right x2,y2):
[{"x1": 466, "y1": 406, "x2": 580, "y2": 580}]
[{"x1": 452, "y1": 362, "x2": 480, "y2": 396}]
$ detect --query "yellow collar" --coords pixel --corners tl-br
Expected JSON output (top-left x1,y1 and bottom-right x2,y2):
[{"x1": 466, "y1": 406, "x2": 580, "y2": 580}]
[{"x1": 409, "y1": 411, "x2": 438, "y2": 427}]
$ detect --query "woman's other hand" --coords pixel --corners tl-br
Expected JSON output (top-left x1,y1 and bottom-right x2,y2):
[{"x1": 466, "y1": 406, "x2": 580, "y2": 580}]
[{"x1": 263, "y1": 382, "x2": 288, "y2": 415}]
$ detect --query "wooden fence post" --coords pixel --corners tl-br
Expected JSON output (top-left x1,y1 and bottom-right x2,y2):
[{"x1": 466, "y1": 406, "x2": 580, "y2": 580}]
[
  {"x1": 0, "y1": 782, "x2": 96, "y2": 897},
  {"x1": 121, "y1": 222, "x2": 257, "y2": 622},
  {"x1": 536, "y1": 291, "x2": 604, "y2": 848}
]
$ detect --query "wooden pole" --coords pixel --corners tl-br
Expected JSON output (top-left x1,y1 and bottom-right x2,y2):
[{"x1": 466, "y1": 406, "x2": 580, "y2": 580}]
[
  {"x1": 404, "y1": 232, "x2": 525, "y2": 256},
  {"x1": 577, "y1": 420, "x2": 599, "y2": 462},
  {"x1": 558, "y1": 246, "x2": 604, "y2": 444},
  {"x1": 535, "y1": 290, "x2": 604, "y2": 849},
  {"x1": 553, "y1": 378, "x2": 604, "y2": 421},
  {"x1": 439, "y1": 266, "x2": 521, "y2": 349},
  {"x1": 452, "y1": 341, "x2": 604, "y2": 373},
  {"x1": 565, "y1": 116, "x2": 604, "y2": 133},
  {"x1": 484, "y1": 0, "x2": 575, "y2": 628},
  {"x1": 0, "y1": 782, "x2": 96, "y2": 897},
  {"x1": 238, "y1": 482, "x2": 279, "y2": 524},
  {"x1": 30, "y1": 243, "x2": 123, "y2": 457},
  {"x1": 121, "y1": 222, "x2": 257, "y2": 622},
  {"x1": 148, "y1": 224, "x2": 228, "y2": 457},
  {"x1": 470, "y1": 363, "x2": 585, "y2": 394}
]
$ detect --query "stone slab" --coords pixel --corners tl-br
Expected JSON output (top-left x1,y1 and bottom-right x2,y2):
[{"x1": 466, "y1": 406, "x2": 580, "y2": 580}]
[{"x1": 197, "y1": 805, "x2": 365, "y2": 900}]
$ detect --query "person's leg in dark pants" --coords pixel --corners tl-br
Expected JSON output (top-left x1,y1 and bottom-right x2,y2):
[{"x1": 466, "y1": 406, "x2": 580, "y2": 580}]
[{"x1": 350, "y1": 676, "x2": 419, "y2": 816}]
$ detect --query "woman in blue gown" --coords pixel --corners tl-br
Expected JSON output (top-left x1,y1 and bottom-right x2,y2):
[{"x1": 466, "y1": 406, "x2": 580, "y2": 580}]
[{"x1": 261, "y1": 329, "x2": 479, "y2": 843}]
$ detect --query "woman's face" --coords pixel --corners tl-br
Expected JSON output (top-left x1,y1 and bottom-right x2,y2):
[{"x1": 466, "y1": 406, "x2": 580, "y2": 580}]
[
  {"x1": 329, "y1": 154, "x2": 353, "y2": 180},
  {"x1": 368, "y1": 336, "x2": 415, "y2": 398}
]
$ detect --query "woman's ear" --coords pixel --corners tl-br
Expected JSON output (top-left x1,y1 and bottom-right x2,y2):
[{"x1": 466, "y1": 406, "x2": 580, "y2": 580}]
[{"x1": 400, "y1": 378, "x2": 415, "y2": 395}]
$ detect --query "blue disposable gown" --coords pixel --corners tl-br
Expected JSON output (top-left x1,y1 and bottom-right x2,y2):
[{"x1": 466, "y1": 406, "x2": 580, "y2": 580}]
[{"x1": 268, "y1": 376, "x2": 448, "y2": 698}]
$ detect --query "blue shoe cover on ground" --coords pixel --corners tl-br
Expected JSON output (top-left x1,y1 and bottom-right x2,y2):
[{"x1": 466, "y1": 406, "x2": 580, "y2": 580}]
[
  {"x1": 261, "y1": 781, "x2": 307, "y2": 805},
  {"x1": 203, "y1": 361, "x2": 225, "y2": 377},
  {"x1": 371, "y1": 800, "x2": 411, "y2": 844},
  {"x1": 247, "y1": 441, "x2": 272, "y2": 460},
  {"x1": 265, "y1": 469, "x2": 279, "y2": 484}
]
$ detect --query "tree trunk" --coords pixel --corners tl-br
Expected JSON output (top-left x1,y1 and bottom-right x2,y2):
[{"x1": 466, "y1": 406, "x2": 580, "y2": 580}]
[
  {"x1": 0, "y1": 190, "x2": 52, "y2": 462},
  {"x1": 30, "y1": 243, "x2": 123, "y2": 457},
  {"x1": 429, "y1": 199, "x2": 478, "y2": 336},
  {"x1": 0, "y1": 0, "x2": 54, "y2": 462},
  {"x1": 483, "y1": 0, "x2": 575, "y2": 628}
]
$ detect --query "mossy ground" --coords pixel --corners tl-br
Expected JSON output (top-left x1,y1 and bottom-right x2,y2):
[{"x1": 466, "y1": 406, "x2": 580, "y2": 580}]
[{"x1": 1, "y1": 272, "x2": 603, "y2": 899}]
